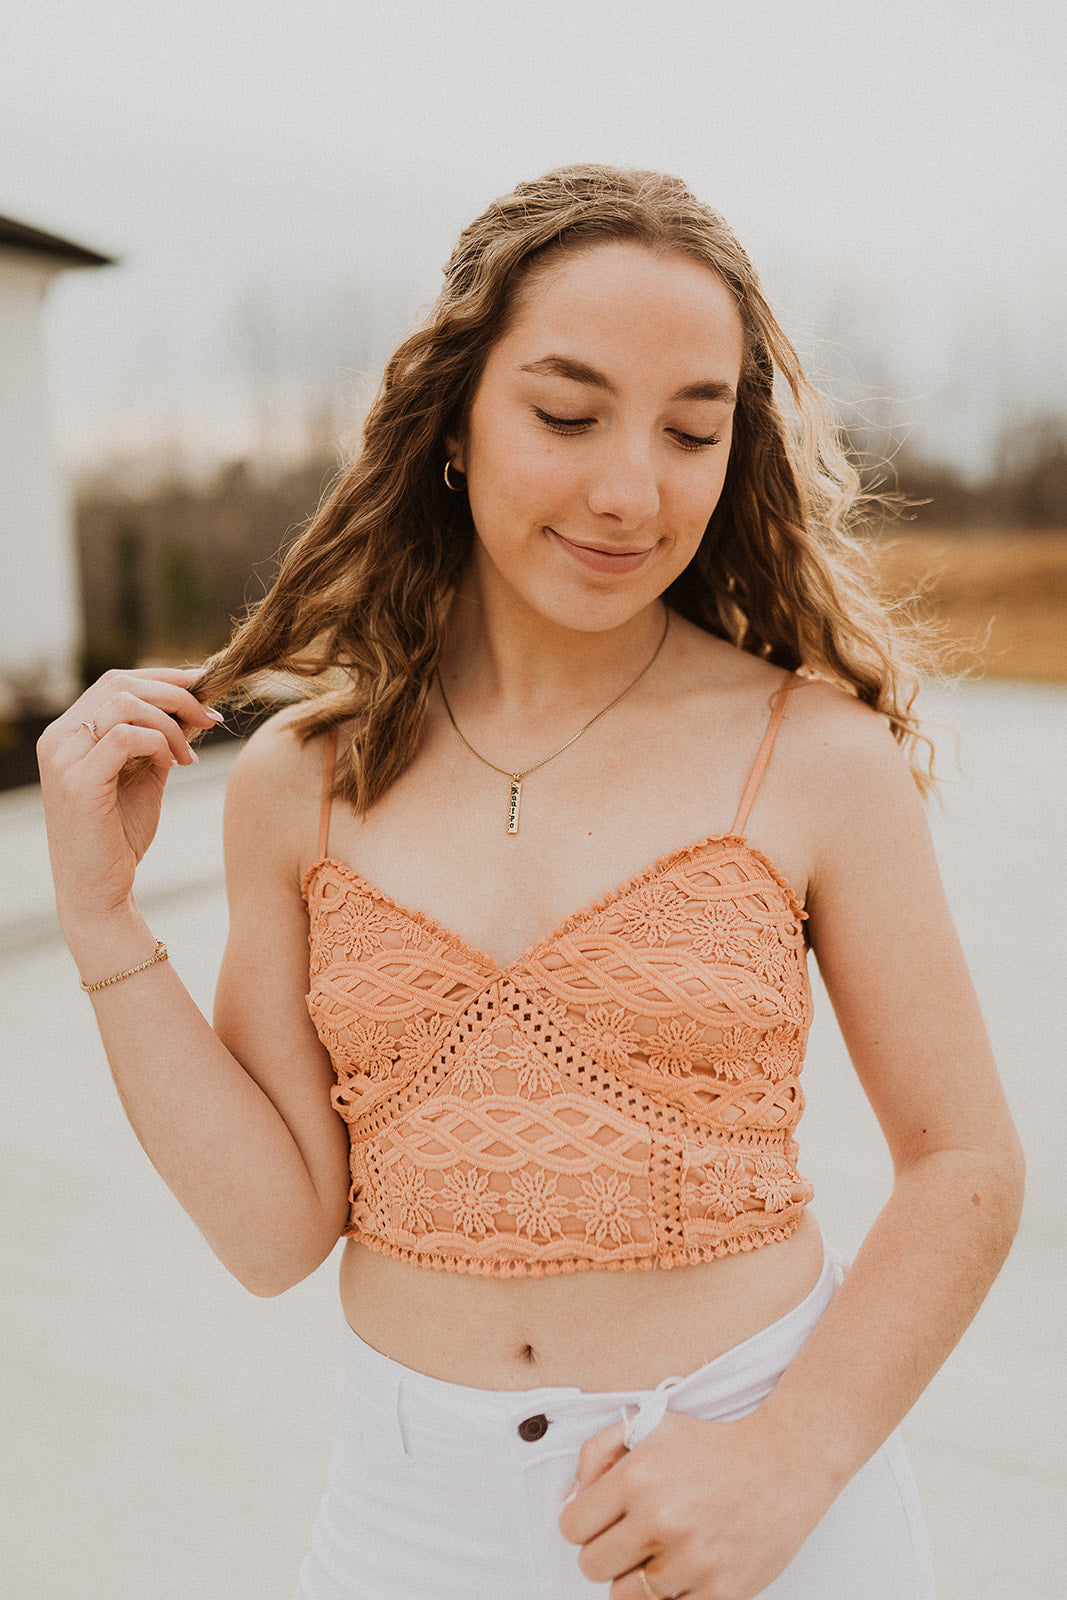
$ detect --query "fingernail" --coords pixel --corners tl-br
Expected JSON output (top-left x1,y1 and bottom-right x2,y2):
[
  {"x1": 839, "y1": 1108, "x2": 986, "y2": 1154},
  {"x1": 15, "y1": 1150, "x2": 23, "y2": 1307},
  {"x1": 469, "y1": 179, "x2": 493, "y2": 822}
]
[
  {"x1": 188, "y1": 748, "x2": 200, "y2": 763},
  {"x1": 206, "y1": 709, "x2": 225, "y2": 724},
  {"x1": 561, "y1": 1483, "x2": 578, "y2": 1505}
]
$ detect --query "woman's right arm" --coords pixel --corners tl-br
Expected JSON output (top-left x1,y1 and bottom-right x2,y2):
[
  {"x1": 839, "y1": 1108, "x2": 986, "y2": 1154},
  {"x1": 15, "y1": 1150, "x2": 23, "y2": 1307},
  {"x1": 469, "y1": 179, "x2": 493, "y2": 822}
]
[{"x1": 37, "y1": 670, "x2": 350, "y2": 1296}]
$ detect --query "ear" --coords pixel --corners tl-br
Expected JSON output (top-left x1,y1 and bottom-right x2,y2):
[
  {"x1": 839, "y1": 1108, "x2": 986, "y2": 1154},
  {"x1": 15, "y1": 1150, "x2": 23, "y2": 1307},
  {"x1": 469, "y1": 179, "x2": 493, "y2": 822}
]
[{"x1": 444, "y1": 433, "x2": 466, "y2": 474}]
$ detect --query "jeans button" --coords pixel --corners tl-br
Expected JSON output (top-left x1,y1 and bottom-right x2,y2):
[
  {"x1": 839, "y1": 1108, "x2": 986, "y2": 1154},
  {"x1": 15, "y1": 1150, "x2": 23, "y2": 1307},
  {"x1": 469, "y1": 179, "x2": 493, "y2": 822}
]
[{"x1": 517, "y1": 1412, "x2": 549, "y2": 1441}]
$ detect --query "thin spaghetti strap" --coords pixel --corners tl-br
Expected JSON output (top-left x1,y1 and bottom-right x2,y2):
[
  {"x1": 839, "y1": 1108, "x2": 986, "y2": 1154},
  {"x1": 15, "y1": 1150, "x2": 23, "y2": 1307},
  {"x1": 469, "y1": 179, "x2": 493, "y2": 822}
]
[
  {"x1": 318, "y1": 729, "x2": 338, "y2": 861},
  {"x1": 730, "y1": 672, "x2": 800, "y2": 836}
]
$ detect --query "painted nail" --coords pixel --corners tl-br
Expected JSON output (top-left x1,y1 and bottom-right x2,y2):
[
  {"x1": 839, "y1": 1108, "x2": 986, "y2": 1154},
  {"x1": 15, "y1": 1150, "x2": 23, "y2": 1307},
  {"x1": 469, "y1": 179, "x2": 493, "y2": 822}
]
[
  {"x1": 206, "y1": 709, "x2": 226, "y2": 724},
  {"x1": 188, "y1": 748, "x2": 199, "y2": 763}
]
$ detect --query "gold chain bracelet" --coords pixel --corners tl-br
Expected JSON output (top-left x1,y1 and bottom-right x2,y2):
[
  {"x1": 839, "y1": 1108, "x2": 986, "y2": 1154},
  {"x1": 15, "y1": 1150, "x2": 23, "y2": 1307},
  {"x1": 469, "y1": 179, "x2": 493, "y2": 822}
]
[{"x1": 79, "y1": 939, "x2": 169, "y2": 993}]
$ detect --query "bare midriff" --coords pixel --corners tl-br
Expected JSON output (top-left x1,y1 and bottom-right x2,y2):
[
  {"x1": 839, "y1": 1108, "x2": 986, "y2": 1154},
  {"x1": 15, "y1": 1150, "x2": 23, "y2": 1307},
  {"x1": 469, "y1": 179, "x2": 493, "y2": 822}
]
[{"x1": 339, "y1": 1210, "x2": 825, "y2": 1391}]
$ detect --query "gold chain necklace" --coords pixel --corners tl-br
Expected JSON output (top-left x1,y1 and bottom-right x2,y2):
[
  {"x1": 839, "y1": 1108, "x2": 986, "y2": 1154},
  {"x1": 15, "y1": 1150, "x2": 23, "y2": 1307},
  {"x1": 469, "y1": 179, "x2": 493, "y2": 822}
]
[{"x1": 436, "y1": 609, "x2": 670, "y2": 835}]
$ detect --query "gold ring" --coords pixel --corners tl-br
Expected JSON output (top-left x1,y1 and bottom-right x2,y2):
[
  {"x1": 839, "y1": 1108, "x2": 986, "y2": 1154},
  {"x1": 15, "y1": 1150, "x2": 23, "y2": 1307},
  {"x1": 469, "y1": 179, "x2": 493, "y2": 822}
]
[
  {"x1": 639, "y1": 1566, "x2": 662, "y2": 1600},
  {"x1": 81, "y1": 719, "x2": 99, "y2": 741}
]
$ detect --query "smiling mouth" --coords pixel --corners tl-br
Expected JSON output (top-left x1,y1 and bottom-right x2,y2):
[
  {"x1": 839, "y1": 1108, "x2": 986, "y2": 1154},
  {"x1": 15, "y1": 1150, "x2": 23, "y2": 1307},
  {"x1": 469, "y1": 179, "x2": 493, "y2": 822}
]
[{"x1": 549, "y1": 529, "x2": 655, "y2": 573}]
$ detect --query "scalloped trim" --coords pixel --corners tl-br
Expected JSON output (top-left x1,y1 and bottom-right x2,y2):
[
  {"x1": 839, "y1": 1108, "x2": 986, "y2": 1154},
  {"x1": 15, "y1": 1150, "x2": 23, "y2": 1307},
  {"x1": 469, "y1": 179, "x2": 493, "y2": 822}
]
[
  {"x1": 339, "y1": 1215, "x2": 802, "y2": 1277},
  {"x1": 301, "y1": 831, "x2": 806, "y2": 974},
  {"x1": 303, "y1": 852, "x2": 503, "y2": 971}
]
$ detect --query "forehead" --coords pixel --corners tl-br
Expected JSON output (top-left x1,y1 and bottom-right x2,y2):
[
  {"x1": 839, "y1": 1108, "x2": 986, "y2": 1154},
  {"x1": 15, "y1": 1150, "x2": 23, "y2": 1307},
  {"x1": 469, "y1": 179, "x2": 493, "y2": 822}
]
[{"x1": 495, "y1": 240, "x2": 745, "y2": 380}]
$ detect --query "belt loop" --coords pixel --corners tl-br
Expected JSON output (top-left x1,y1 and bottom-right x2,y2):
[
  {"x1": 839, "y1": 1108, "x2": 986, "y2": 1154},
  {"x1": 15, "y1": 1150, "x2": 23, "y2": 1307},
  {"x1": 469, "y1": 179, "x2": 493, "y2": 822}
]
[
  {"x1": 622, "y1": 1375, "x2": 683, "y2": 1451},
  {"x1": 393, "y1": 1369, "x2": 415, "y2": 1464}
]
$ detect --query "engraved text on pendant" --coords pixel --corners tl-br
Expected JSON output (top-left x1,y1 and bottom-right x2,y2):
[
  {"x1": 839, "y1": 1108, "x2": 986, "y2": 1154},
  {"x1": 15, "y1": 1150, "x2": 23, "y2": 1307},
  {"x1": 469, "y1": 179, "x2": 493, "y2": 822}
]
[{"x1": 507, "y1": 777, "x2": 522, "y2": 835}]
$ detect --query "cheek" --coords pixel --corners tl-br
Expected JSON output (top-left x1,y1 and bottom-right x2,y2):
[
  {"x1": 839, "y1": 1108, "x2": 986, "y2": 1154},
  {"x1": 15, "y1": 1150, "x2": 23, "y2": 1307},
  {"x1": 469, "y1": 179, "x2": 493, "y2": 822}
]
[
  {"x1": 672, "y1": 458, "x2": 730, "y2": 538},
  {"x1": 468, "y1": 438, "x2": 574, "y2": 533},
  {"x1": 690, "y1": 436, "x2": 734, "y2": 522}
]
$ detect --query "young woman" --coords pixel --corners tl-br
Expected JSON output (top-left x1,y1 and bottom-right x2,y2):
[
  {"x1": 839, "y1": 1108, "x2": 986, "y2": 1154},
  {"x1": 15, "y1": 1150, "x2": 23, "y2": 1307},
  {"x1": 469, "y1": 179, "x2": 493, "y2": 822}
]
[{"x1": 38, "y1": 166, "x2": 1023, "y2": 1600}]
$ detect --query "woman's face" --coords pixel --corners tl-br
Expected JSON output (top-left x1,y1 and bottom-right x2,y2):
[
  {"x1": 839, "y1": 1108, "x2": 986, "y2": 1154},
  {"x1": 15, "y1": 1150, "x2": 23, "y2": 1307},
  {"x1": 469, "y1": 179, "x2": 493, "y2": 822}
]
[{"x1": 449, "y1": 240, "x2": 745, "y2": 634}]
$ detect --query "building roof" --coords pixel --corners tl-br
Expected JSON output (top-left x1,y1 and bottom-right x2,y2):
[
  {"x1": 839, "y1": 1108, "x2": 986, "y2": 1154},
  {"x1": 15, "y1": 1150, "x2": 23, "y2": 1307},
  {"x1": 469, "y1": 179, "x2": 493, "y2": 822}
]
[{"x1": 0, "y1": 215, "x2": 114, "y2": 267}]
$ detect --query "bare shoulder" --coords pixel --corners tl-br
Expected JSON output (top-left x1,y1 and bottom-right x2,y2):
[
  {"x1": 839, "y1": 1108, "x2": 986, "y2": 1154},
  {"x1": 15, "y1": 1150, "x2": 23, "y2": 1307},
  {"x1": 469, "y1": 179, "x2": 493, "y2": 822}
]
[
  {"x1": 784, "y1": 677, "x2": 910, "y2": 790},
  {"x1": 673, "y1": 624, "x2": 910, "y2": 782},
  {"x1": 778, "y1": 678, "x2": 937, "y2": 909},
  {"x1": 223, "y1": 701, "x2": 331, "y2": 889}
]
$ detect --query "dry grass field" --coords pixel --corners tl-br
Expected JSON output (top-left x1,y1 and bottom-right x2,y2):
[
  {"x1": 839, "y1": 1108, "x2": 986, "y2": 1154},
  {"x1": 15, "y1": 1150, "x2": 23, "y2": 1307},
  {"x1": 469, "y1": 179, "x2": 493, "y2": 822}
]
[{"x1": 873, "y1": 529, "x2": 1067, "y2": 681}]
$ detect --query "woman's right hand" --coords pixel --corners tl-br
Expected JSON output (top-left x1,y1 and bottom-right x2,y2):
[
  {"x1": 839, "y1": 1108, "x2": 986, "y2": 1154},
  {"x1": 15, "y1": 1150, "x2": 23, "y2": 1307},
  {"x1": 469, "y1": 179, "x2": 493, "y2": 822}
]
[{"x1": 36, "y1": 667, "x2": 221, "y2": 930}]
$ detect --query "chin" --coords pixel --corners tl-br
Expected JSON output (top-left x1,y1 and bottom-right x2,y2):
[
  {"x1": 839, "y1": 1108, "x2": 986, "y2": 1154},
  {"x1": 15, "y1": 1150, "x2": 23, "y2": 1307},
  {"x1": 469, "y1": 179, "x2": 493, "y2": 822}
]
[{"x1": 528, "y1": 582, "x2": 665, "y2": 637}]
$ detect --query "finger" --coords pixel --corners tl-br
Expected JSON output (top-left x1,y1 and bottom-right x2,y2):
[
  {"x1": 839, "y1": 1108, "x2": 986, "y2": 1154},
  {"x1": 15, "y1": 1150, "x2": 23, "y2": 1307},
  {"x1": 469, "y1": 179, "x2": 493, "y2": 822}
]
[
  {"x1": 559, "y1": 1452, "x2": 629, "y2": 1549},
  {"x1": 49, "y1": 682, "x2": 223, "y2": 777},
  {"x1": 559, "y1": 1481, "x2": 627, "y2": 1549},
  {"x1": 70, "y1": 690, "x2": 201, "y2": 766},
  {"x1": 115, "y1": 664, "x2": 203, "y2": 683},
  {"x1": 612, "y1": 1560, "x2": 688, "y2": 1600},
  {"x1": 575, "y1": 1419, "x2": 629, "y2": 1488},
  {"x1": 78, "y1": 723, "x2": 177, "y2": 786},
  {"x1": 575, "y1": 1508, "x2": 656, "y2": 1587},
  {"x1": 41, "y1": 668, "x2": 223, "y2": 761},
  {"x1": 46, "y1": 670, "x2": 218, "y2": 753},
  {"x1": 91, "y1": 671, "x2": 223, "y2": 730},
  {"x1": 560, "y1": 1420, "x2": 629, "y2": 1542}
]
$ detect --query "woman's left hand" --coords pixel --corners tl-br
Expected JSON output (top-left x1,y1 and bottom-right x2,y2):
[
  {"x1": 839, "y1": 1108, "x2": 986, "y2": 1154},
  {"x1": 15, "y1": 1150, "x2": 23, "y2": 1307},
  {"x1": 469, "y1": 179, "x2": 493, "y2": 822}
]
[{"x1": 558, "y1": 1408, "x2": 829, "y2": 1600}]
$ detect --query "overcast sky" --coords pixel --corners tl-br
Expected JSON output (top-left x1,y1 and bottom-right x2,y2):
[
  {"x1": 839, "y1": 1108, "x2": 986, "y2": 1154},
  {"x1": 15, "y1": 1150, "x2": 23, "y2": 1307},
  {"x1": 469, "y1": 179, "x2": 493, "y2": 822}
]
[{"x1": 3, "y1": 0, "x2": 1064, "y2": 479}]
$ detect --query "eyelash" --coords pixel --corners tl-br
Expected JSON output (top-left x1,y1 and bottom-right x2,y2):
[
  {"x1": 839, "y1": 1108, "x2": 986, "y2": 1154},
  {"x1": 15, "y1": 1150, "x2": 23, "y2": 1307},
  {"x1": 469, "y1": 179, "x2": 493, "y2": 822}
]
[{"x1": 533, "y1": 408, "x2": 721, "y2": 452}]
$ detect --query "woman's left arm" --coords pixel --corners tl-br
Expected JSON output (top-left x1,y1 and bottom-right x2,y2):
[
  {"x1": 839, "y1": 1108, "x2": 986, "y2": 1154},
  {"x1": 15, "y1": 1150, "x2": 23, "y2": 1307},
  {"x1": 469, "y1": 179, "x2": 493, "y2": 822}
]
[
  {"x1": 561, "y1": 694, "x2": 1025, "y2": 1600},
  {"x1": 753, "y1": 696, "x2": 1025, "y2": 1483}
]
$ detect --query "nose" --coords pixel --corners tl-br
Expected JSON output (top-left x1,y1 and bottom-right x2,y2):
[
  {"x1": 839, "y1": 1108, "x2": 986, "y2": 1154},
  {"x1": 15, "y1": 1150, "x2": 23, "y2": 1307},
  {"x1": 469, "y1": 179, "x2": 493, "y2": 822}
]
[{"x1": 585, "y1": 437, "x2": 660, "y2": 528}]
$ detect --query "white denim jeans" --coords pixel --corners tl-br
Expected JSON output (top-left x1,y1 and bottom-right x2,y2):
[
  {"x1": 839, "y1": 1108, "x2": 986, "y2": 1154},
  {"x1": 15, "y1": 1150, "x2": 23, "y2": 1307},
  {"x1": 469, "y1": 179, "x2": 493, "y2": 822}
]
[{"x1": 294, "y1": 1248, "x2": 935, "y2": 1599}]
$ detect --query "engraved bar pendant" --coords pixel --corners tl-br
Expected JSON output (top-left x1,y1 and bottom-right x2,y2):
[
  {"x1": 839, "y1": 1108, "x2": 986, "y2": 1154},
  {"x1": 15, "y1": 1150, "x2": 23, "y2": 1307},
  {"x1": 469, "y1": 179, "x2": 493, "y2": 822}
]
[{"x1": 507, "y1": 776, "x2": 522, "y2": 835}]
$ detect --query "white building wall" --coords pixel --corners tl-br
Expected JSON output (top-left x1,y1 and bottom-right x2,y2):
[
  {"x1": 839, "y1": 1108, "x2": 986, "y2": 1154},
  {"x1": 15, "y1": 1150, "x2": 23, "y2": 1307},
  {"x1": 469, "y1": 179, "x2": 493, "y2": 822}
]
[{"x1": 0, "y1": 248, "x2": 82, "y2": 715}]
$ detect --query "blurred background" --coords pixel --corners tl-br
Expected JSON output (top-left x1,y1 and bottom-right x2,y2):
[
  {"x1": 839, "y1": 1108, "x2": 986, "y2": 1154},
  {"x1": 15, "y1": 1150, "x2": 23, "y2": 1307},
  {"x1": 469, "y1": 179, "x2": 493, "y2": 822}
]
[
  {"x1": 1, "y1": 4, "x2": 1064, "y2": 1599},
  {"x1": 1, "y1": 0, "x2": 1065, "y2": 763}
]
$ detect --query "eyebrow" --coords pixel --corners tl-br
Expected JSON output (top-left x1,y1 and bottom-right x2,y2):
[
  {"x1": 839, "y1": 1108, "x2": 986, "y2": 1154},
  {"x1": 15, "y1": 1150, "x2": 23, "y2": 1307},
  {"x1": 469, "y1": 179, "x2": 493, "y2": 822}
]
[{"x1": 518, "y1": 354, "x2": 736, "y2": 406}]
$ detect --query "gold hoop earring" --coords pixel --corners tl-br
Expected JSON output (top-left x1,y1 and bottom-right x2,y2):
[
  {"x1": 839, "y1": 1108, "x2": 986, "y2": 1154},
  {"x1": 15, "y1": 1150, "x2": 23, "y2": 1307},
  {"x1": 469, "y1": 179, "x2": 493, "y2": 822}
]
[{"x1": 443, "y1": 458, "x2": 464, "y2": 492}]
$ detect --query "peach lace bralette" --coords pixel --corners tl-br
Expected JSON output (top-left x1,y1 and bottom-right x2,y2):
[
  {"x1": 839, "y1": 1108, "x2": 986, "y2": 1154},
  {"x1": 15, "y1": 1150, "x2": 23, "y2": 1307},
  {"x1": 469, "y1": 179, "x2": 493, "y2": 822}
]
[{"x1": 302, "y1": 671, "x2": 814, "y2": 1277}]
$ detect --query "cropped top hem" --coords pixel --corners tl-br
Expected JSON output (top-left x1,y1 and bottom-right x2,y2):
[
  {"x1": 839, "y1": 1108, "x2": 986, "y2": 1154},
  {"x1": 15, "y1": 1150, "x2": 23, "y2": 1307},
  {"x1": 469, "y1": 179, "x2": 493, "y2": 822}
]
[
  {"x1": 303, "y1": 669, "x2": 816, "y2": 1279},
  {"x1": 338, "y1": 1212, "x2": 805, "y2": 1277}
]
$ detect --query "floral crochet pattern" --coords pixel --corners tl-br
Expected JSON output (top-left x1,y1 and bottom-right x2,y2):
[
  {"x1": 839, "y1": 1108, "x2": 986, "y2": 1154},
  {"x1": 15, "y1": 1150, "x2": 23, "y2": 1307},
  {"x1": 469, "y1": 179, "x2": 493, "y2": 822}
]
[
  {"x1": 309, "y1": 897, "x2": 389, "y2": 974},
  {"x1": 391, "y1": 1163, "x2": 435, "y2": 1236},
  {"x1": 448, "y1": 1030, "x2": 500, "y2": 1095},
  {"x1": 646, "y1": 1019, "x2": 705, "y2": 1077},
  {"x1": 619, "y1": 882, "x2": 689, "y2": 945},
  {"x1": 513, "y1": 1046, "x2": 559, "y2": 1098},
  {"x1": 749, "y1": 1154, "x2": 798, "y2": 1213},
  {"x1": 303, "y1": 830, "x2": 815, "y2": 1277},
  {"x1": 707, "y1": 1026, "x2": 766, "y2": 1083},
  {"x1": 394, "y1": 1015, "x2": 448, "y2": 1076},
  {"x1": 691, "y1": 901, "x2": 746, "y2": 963},
  {"x1": 507, "y1": 1170, "x2": 569, "y2": 1240},
  {"x1": 698, "y1": 1151, "x2": 752, "y2": 1219},
  {"x1": 574, "y1": 1006, "x2": 643, "y2": 1074},
  {"x1": 576, "y1": 1172, "x2": 643, "y2": 1245},
  {"x1": 348, "y1": 1019, "x2": 398, "y2": 1079},
  {"x1": 441, "y1": 1168, "x2": 498, "y2": 1237}
]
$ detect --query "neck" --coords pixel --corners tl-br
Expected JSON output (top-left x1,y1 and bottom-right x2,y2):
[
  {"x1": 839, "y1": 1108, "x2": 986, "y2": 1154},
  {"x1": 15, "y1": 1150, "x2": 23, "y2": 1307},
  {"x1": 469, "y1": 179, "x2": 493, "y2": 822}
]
[{"x1": 440, "y1": 576, "x2": 668, "y2": 721}]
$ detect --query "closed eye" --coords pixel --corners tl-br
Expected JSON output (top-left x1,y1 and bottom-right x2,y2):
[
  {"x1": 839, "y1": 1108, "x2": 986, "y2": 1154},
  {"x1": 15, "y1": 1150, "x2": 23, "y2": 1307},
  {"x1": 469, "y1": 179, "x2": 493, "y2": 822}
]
[
  {"x1": 534, "y1": 408, "x2": 595, "y2": 434},
  {"x1": 670, "y1": 430, "x2": 722, "y2": 451},
  {"x1": 534, "y1": 409, "x2": 721, "y2": 452}
]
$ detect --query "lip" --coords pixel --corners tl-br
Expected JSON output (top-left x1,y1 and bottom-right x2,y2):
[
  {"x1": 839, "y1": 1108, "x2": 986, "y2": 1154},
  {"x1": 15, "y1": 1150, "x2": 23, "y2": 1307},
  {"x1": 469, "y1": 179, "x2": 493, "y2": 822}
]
[{"x1": 550, "y1": 529, "x2": 655, "y2": 575}]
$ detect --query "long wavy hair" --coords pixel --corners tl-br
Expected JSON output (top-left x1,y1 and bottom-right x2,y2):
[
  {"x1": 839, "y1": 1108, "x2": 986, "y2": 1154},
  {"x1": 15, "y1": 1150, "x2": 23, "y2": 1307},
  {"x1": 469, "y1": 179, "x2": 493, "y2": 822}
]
[{"x1": 188, "y1": 163, "x2": 935, "y2": 805}]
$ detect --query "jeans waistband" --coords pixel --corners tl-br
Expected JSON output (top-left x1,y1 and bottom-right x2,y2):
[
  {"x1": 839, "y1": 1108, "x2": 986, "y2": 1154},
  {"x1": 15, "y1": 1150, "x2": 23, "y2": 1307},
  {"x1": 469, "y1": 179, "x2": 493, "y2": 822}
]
[{"x1": 339, "y1": 1245, "x2": 845, "y2": 1448}]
